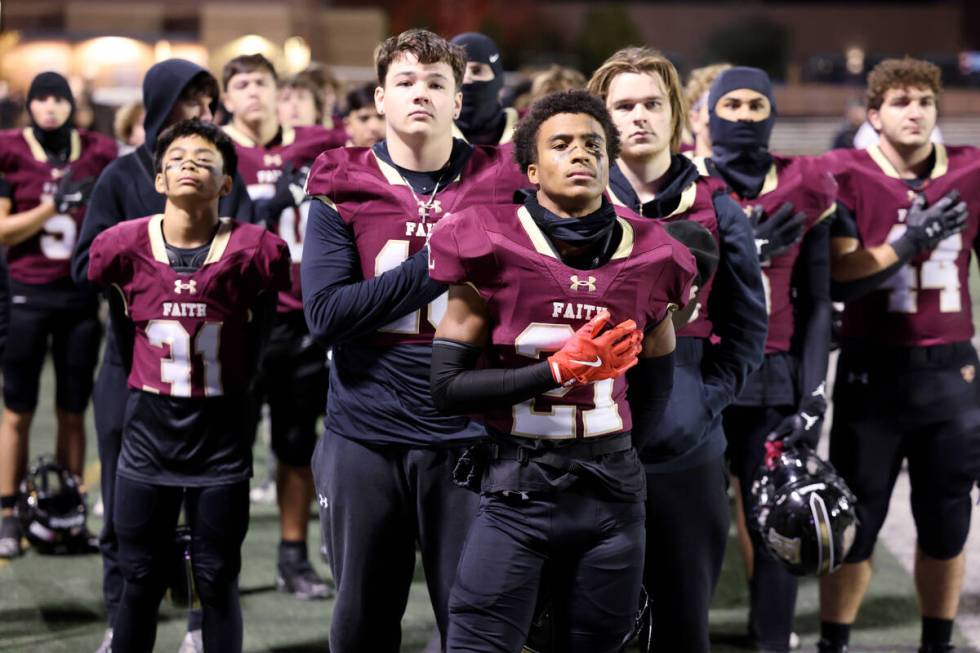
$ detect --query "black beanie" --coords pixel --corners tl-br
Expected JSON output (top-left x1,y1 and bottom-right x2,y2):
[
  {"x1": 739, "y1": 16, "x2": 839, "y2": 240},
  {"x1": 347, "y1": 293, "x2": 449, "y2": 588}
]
[{"x1": 26, "y1": 71, "x2": 75, "y2": 160}]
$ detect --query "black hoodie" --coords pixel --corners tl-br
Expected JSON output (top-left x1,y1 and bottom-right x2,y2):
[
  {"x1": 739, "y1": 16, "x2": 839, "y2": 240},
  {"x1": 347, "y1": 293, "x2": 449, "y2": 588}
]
[{"x1": 71, "y1": 59, "x2": 254, "y2": 365}]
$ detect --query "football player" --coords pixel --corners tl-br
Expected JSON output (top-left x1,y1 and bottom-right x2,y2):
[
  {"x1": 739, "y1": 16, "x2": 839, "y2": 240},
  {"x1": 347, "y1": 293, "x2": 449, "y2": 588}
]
[
  {"x1": 221, "y1": 53, "x2": 344, "y2": 600},
  {"x1": 0, "y1": 71, "x2": 116, "y2": 558},
  {"x1": 683, "y1": 63, "x2": 731, "y2": 158},
  {"x1": 301, "y1": 29, "x2": 527, "y2": 652},
  {"x1": 450, "y1": 32, "x2": 519, "y2": 145},
  {"x1": 428, "y1": 89, "x2": 696, "y2": 653},
  {"x1": 278, "y1": 73, "x2": 325, "y2": 129},
  {"x1": 588, "y1": 49, "x2": 768, "y2": 653},
  {"x1": 343, "y1": 83, "x2": 385, "y2": 148},
  {"x1": 71, "y1": 58, "x2": 253, "y2": 653},
  {"x1": 700, "y1": 66, "x2": 838, "y2": 653},
  {"x1": 87, "y1": 119, "x2": 290, "y2": 653},
  {"x1": 818, "y1": 57, "x2": 977, "y2": 653}
]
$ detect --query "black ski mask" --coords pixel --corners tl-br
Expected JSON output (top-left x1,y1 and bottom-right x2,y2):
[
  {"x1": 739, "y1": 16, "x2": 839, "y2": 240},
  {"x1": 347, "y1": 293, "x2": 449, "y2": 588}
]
[
  {"x1": 27, "y1": 72, "x2": 76, "y2": 162},
  {"x1": 707, "y1": 67, "x2": 776, "y2": 199},
  {"x1": 451, "y1": 33, "x2": 505, "y2": 139}
]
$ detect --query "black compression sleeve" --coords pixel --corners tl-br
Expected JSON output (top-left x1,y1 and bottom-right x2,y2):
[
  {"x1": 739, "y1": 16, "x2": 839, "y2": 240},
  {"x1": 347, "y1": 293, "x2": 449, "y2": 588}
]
[
  {"x1": 430, "y1": 338, "x2": 559, "y2": 416},
  {"x1": 626, "y1": 352, "x2": 675, "y2": 451}
]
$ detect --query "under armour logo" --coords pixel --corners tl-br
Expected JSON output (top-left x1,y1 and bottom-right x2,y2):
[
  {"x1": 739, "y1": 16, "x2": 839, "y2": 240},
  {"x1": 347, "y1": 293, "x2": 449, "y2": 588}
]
[
  {"x1": 570, "y1": 275, "x2": 597, "y2": 292},
  {"x1": 755, "y1": 238, "x2": 769, "y2": 256},
  {"x1": 174, "y1": 279, "x2": 197, "y2": 294},
  {"x1": 317, "y1": 493, "x2": 329, "y2": 509},
  {"x1": 263, "y1": 154, "x2": 283, "y2": 168},
  {"x1": 418, "y1": 199, "x2": 442, "y2": 217},
  {"x1": 800, "y1": 412, "x2": 820, "y2": 431}
]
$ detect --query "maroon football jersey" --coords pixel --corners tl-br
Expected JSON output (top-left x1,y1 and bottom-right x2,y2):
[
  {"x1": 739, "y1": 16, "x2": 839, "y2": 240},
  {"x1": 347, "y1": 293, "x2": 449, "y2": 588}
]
[
  {"x1": 700, "y1": 154, "x2": 837, "y2": 353},
  {"x1": 0, "y1": 127, "x2": 116, "y2": 284},
  {"x1": 304, "y1": 142, "x2": 528, "y2": 347},
  {"x1": 88, "y1": 215, "x2": 291, "y2": 396},
  {"x1": 609, "y1": 175, "x2": 720, "y2": 340},
  {"x1": 225, "y1": 123, "x2": 344, "y2": 312},
  {"x1": 429, "y1": 204, "x2": 697, "y2": 440},
  {"x1": 822, "y1": 144, "x2": 980, "y2": 346}
]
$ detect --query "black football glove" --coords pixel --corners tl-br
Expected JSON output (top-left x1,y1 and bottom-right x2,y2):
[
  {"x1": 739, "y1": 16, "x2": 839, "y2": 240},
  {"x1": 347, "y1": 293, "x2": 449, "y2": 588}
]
[
  {"x1": 53, "y1": 171, "x2": 95, "y2": 214},
  {"x1": 749, "y1": 202, "x2": 806, "y2": 263},
  {"x1": 895, "y1": 189, "x2": 968, "y2": 256},
  {"x1": 766, "y1": 381, "x2": 828, "y2": 449},
  {"x1": 268, "y1": 162, "x2": 310, "y2": 214}
]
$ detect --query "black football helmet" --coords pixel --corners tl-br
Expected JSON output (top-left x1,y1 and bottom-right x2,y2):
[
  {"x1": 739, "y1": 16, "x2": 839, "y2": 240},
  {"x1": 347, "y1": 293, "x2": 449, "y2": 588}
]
[
  {"x1": 17, "y1": 456, "x2": 92, "y2": 554},
  {"x1": 750, "y1": 443, "x2": 858, "y2": 576}
]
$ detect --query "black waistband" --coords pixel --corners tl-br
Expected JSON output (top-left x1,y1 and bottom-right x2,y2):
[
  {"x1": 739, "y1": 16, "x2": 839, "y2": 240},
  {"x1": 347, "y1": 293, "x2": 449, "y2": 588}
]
[
  {"x1": 840, "y1": 340, "x2": 974, "y2": 368},
  {"x1": 490, "y1": 432, "x2": 632, "y2": 464}
]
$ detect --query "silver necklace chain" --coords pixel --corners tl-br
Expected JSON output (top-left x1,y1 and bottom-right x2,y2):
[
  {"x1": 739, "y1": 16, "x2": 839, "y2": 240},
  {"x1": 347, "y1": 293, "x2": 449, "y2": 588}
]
[{"x1": 399, "y1": 169, "x2": 446, "y2": 224}]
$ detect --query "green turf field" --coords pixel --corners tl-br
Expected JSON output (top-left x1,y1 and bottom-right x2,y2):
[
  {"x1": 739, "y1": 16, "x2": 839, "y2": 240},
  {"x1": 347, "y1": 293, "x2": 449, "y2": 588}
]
[{"x1": 0, "y1": 362, "x2": 976, "y2": 652}]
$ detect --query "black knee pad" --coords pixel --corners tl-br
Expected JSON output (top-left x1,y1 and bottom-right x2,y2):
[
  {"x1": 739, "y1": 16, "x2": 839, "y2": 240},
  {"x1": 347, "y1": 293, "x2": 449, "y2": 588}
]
[
  {"x1": 192, "y1": 549, "x2": 242, "y2": 603},
  {"x1": 911, "y1": 492, "x2": 973, "y2": 560},
  {"x1": 271, "y1": 425, "x2": 318, "y2": 468}
]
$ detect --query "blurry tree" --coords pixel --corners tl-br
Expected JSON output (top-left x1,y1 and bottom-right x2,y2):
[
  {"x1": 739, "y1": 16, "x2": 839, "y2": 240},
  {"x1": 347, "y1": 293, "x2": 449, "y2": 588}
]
[{"x1": 704, "y1": 16, "x2": 789, "y2": 80}]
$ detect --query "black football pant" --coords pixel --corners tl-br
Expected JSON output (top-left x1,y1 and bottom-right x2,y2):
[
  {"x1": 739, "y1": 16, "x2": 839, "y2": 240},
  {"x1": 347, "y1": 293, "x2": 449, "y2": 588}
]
[
  {"x1": 113, "y1": 476, "x2": 249, "y2": 653},
  {"x1": 643, "y1": 455, "x2": 730, "y2": 653},
  {"x1": 446, "y1": 489, "x2": 646, "y2": 653},
  {"x1": 831, "y1": 342, "x2": 980, "y2": 562},
  {"x1": 724, "y1": 404, "x2": 799, "y2": 653},
  {"x1": 312, "y1": 432, "x2": 478, "y2": 653},
  {"x1": 92, "y1": 352, "x2": 127, "y2": 626}
]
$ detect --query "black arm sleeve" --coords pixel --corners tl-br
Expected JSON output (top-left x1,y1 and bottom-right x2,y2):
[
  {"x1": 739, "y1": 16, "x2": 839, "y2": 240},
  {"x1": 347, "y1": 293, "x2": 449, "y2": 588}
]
[
  {"x1": 0, "y1": 251, "x2": 8, "y2": 360},
  {"x1": 430, "y1": 338, "x2": 559, "y2": 416},
  {"x1": 626, "y1": 351, "x2": 675, "y2": 450},
  {"x1": 702, "y1": 193, "x2": 768, "y2": 416},
  {"x1": 72, "y1": 166, "x2": 125, "y2": 288},
  {"x1": 246, "y1": 291, "x2": 278, "y2": 390},
  {"x1": 105, "y1": 285, "x2": 135, "y2": 374},
  {"x1": 830, "y1": 202, "x2": 916, "y2": 302},
  {"x1": 301, "y1": 198, "x2": 447, "y2": 346},
  {"x1": 792, "y1": 220, "x2": 832, "y2": 403}
]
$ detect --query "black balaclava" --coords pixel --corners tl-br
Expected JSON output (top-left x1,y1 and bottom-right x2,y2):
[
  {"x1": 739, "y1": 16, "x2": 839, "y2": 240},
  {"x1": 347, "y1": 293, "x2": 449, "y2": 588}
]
[
  {"x1": 451, "y1": 32, "x2": 505, "y2": 140},
  {"x1": 708, "y1": 66, "x2": 776, "y2": 199},
  {"x1": 27, "y1": 72, "x2": 75, "y2": 162}
]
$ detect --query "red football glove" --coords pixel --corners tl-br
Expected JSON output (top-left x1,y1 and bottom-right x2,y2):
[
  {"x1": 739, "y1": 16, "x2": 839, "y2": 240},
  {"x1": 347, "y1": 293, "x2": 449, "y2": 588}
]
[{"x1": 547, "y1": 311, "x2": 642, "y2": 386}]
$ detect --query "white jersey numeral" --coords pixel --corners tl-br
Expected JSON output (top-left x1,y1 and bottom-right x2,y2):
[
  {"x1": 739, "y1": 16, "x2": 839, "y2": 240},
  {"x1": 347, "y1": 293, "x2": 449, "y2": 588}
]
[
  {"x1": 374, "y1": 239, "x2": 447, "y2": 334},
  {"x1": 881, "y1": 225, "x2": 962, "y2": 314},
  {"x1": 512, "y1": 323, "x2": 622, "y2": 439},
  {"x1": 277, "y1": 202, "x2": 309, "y2": 263},
  {"x1": 146, "y1": 320, "x2": 223, "y2": 397},
  {"x1": 39, "y1": 214, "x2": 77, "y2": 260}
]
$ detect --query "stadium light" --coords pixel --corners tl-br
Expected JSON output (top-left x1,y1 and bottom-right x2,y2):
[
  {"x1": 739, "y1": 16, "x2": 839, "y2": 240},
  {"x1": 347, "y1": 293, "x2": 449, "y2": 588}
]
[{"x1": 284, "y1": 36, "x2": 311, "y2": 73}]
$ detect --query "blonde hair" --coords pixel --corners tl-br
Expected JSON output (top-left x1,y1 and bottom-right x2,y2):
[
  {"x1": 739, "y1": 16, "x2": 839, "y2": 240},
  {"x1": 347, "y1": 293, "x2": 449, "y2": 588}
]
[
  {"x1": 529, "y1": 65, "x2": 587, "y2": 103},
  {"x1": 113, "y1": 100, "x2": 144, "y2": 144},
  {"x1": 588, "y1": 47, "x2": 686, "y2": 153},
  {"x1": 684, "y1": 63, "x2": 732, "y2": 112}
]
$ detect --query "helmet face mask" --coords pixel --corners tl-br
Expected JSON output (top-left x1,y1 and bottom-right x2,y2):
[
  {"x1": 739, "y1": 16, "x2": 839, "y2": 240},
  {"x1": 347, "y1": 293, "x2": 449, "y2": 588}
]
[
  {"x1": 17, "y1": 456, "x2": 90, "y2": 553},
  {"x1": 750, "y1": 444, "x2": 858, "y2": 576}
]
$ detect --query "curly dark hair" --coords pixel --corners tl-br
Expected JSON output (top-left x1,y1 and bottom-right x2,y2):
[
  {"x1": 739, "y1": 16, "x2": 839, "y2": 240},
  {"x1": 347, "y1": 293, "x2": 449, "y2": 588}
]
[
  {"x1": 512, "y1": 90, "x2": 620, "y2": 174},
  {"x1": 154, "y1": 119, "x2": 238, "y2": 179},
  {"x1": 866, "y1": 57, "x2": 942, "y2": 111}
]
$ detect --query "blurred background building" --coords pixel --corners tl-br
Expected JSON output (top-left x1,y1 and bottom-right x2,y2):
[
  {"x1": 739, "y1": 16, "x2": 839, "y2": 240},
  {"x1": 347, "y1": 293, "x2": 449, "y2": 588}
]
[{"x1": 2, "y1": 0, "x2": 979, "y2": 153}]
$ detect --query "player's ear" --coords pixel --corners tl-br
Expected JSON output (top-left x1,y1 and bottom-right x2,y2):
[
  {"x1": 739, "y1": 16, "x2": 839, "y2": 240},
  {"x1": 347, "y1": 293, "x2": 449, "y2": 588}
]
[
  {"x1": 527, "y1": 162, "x2": 539, "y2": 186},
  {"x1": 867, "y1": 108, "x2": 882, "y2": 132},
  {"x1": 453, "y1": 90, "x2": 462, "y2": 121},
  {"x1": 374, "y1": 86, "x2": 385, "y2": 116},
  {"x1": 218, "y1": 172, "x2": 233, "y2": 197},
  {"x1": 154, "y1": 171, "x2": 166, "y2": 194}
]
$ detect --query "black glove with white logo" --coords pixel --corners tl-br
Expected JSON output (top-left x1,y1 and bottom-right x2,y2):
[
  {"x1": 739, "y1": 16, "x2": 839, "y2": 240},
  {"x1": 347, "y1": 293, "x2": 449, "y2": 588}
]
[
  {"x1": 767, "y1": 382, "x2": 828, "y2": 449},
  {"x1": 53, "y1": 171, "x2": 95, "y2": 213},
  {"x1": 894, "y1": 189, "x2": 968, "y2": 257},
  {"x1": 750, "y1": 202, "x2": 807, "y2": 263},
  {"x1": 267, "y1": 162, "x2": 310, "y2": 215}
]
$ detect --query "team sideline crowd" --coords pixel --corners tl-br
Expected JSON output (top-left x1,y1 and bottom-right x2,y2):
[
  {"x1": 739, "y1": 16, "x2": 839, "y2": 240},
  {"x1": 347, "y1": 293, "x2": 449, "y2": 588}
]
[{"x1": 0, "y1": 25, "x2": 976, "y2": 653}]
